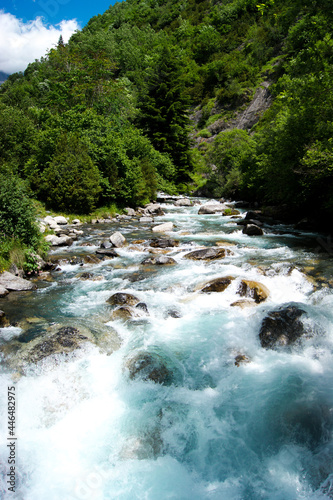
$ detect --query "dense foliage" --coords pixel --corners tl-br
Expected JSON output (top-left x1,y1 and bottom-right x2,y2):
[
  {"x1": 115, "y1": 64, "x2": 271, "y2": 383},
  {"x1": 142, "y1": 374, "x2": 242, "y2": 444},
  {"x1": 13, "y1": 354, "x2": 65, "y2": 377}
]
[{"x1": 0, "y1": 0, "x2": 333, "y2": 219}]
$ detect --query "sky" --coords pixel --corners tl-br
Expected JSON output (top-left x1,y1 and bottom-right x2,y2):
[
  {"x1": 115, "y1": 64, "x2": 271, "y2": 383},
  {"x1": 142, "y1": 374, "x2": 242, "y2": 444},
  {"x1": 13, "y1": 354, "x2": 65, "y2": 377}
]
[{"x1": 0, "y1": 0, "x2": 116, "y2": 74}]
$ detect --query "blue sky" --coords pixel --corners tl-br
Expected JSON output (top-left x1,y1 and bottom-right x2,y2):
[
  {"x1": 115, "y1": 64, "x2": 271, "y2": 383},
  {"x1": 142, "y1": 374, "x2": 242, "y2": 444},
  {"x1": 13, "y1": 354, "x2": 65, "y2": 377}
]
[{"x1": 0, "y1": 0, "x2": 117, "y2": 73}]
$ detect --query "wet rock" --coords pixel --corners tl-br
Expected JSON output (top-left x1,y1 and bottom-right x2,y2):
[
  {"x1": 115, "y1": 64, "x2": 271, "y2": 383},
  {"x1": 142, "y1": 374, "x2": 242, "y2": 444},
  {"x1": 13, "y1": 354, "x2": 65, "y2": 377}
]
[
  {"x1": 83, "y1": 254, "x2": 102, "y2": 264},
  {"x1": 126, "y1": 352, "x2": 173, "y2": 385},
  {"x1": 152, "y1": 222, "x2": 174, "y2": 232},
  {"x1": 259, "y1": 304, "x2": 307, "y2": 348},
  {"x1": 135, "y1": 302, "x2": 149, "y2": 314},
  {"x1": 95, "y1": 248, "x2": 118, "y2": 257},
  {"x1": 111, "y1": 306, "x2": 137, "y2": 320},
  {"x1": 141, "y1": 255, "x2": 176, "y2": 265},
  {"x1": 235, "y1": 354, "x2": 250, "y2": 366},
  {"x1": 242, "y1": 224, "x2": 264, "y2": 236},
  {"x1": 198, "y1": 204, "x2": 225, "y2": 214},
  {"x1": 150, "y1": 238, "x2": 179, "y2": 248},
  {"x1": 184, "y1": 247, "x2": 232, "y2": 261},
  {"x1": 165, "y1": 309, "x2": 182, "y2": 318},
  {"x1": 0, "y1": 310, "x2": 10, "y2": 327},
  {"x1": 0, "y1": 271, "x2": 36, "y2": 292},
  {"x1": 107, "y1": 292, "x2": 140, "y2": 307},
  {"x1": 230, "y1": 299, "x2": 257, "y2": 308},
  {"x1": 237, "y1": 279, "x2": 269, "y2": 303},
  {"x1": 110, "y1": 231, "x2": 126, "y2": 248},
  {"x1": 72, "y1": 218, "x2": 81, "y2": 225},
  {"x1": 19, "y1": 326, "x2": 92, "y2": 364},
  {"x1": 201, "y1": 276, "x2": 234, "y2": 293},
  {"x1": 77, "y1": 272, "x2": 94, "y2": 280},
  {"x1": 174, "y1": 198, "x2": 192, "y2": 207}
]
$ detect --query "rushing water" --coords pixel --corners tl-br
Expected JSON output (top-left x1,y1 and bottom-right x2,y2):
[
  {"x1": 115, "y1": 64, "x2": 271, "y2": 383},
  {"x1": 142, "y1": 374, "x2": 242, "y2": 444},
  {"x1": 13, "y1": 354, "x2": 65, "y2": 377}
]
[{"x1": 1, "y1": 198, "x2": 333, "y2": 500}]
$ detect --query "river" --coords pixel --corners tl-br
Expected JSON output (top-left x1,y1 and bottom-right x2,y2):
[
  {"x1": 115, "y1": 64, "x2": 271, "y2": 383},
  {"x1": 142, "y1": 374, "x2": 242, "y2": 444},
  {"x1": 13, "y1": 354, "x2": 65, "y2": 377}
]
[{"x1": 1, "y1": 198, "x2": 333, "y2": 499}]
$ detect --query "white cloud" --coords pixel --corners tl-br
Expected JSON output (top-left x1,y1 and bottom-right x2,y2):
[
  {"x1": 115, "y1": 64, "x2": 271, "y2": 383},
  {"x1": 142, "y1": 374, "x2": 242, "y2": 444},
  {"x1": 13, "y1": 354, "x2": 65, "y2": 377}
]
[{"x1": 0, "y1": 10, "x2": 80, "y2": 74}]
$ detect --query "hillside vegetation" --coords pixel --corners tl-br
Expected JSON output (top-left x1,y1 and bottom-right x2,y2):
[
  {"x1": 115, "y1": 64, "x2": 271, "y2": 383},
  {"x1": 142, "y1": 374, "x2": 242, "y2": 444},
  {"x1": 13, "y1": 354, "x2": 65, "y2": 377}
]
[{"x1": 1, "y1": 0, "x2": 333, "y2": 224}]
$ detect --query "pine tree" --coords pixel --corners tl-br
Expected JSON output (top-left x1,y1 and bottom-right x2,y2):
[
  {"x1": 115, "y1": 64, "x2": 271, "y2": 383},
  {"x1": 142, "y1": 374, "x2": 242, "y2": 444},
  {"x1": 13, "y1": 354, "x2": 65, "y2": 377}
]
[{"x1": 139, "y1": 46, "x2": 193, "y2": 185}]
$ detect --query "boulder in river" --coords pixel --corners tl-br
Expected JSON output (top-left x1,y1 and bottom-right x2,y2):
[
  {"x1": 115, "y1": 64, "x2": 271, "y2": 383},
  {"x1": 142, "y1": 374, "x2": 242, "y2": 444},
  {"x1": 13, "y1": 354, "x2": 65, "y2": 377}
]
[
  {"x1": 184, "y1": 247, "x2": 232, "y2": 261},
  {"x1": 53, "y1": 216, "x2": 68, "y2": 225},
  {"x1": 95, "y1": 248, "x2": 118, "y2": 258},
  {"x1": 45, "y1": 234, "x2": 73, "y2": 246},
  {"x1": 242, "y1": 224, "x2": 264, "y2": 236},
  {"x1": 0, "y1": 271, "x2": 36, "y2": 292},
  {"x1": 0, "y1": 285, "x2": 9, "y2": 297},
  {"x1": 141, "y1": 255, "x2": 176, "y2": 265},
  {"x1": 150, "y1": 238, "x2": 179, "y2": 248},
  {"x1": 237, "y1": 279, "x2": 269, "y2": 303},
  {"x1": 140, "y1": 216, "x2": 154, "y2": 223},
  {"x1": 259, "y1": 304, "x2": 307, "y2": 348},
  {"x1": 174, "y1": 198, "x2": 192, "y2": 207},
  {"x1": 201, "y1": 276, "x2": 234, "y2": 293},
  {"x1": 198, "y1": 204, "x2": 225, "y2": 214},
  {"x1": 110, "y1": 231, "x2": 127, "y2": 248},
  {"x1": 126, "y1": 352, "x2": 173, "y2": 385},
  {"x1": 107, "y1": 292, "x2": 140, "y2": 307},
  {"x1": 152, "y1": 222, "x2": 174, "y2": 232},
  {"x1": 111, "y1": 306, "x2": 138, "y2": 320},
  {"x1": 144, "y1": 203, "x2": 165, "y2": 216}
]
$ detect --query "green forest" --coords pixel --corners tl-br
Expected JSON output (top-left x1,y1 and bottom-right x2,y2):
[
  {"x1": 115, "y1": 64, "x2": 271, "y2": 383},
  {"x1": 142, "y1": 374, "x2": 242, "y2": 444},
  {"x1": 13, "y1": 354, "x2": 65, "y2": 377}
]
[{"x1": 1, "y1": 0, "x2": 333, "y2": 268}]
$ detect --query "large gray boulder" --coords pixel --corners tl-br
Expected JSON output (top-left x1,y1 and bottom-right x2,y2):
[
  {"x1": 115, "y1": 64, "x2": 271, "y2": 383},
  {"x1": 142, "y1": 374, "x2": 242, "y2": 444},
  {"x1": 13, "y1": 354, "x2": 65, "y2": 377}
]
[
  {"x1": 198, "y1": 204, "x2": 225, "y2": 214},
  {"x1": 174, "y1": 198, "x2": 192, "y2": 207},
  {"x1": 110, "y1": 231, "x2": 127, "y2": 248},
  {"x1": 152, "y1": 222, "x2": 174, "y2": 233},
  {"x1": 107, "y1": 292, "x2": 140, "y2": 306},
  {"x1": 145, "y1": 203, "x2": 165, "y2": 216},
  {"x1": 0, "y1": 272, "x2": 36, "y2": 291}
]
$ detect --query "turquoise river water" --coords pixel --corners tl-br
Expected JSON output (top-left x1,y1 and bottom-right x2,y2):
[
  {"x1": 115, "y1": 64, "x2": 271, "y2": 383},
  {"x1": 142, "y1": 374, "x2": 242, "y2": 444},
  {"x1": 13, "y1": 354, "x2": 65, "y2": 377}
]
[{"x1": 1, "y1": 198, "x2": 333, "y2": 499}]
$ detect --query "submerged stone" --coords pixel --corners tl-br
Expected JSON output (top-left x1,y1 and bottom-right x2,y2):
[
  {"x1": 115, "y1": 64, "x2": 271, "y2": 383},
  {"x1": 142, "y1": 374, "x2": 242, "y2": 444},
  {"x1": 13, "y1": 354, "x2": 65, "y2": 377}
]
[
  {"x1": 259, "y1": 304, "x2": 307, "y2": 348},
  {"x1": 150, "y1": 238, "x2": 179, "y2": 248},
  {"x1": 126, "y1": 352, "x2": 173, "y2": 385}
]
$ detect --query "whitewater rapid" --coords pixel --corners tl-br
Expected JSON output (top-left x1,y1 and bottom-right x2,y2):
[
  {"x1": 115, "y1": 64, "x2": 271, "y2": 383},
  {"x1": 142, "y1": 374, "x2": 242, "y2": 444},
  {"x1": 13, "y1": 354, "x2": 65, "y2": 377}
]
[{"x1": 1, "y1": 199, "x2": 333, "y2": 499}]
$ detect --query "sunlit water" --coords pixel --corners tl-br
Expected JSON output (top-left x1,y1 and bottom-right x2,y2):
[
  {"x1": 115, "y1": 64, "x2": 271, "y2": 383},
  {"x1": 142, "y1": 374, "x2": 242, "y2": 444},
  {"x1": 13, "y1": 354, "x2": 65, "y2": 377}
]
[{"x1": 1, "y1": 199, "x2": 333, "y2": 499}]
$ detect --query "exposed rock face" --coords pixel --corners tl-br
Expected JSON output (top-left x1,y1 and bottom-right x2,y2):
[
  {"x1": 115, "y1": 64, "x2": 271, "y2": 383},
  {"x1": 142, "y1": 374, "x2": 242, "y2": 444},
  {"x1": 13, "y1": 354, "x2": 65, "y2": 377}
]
[
  {"x1": 152, "y1": 222, "x2": 174, "y2": 232},
  {"x1": 141, "y1": 255, "x2": 176, "y2": 265},
  {"x1": 198, "y1": 204, "x2": 225, "y2": 214},
  {"x1": 242, "y1": 224, "x2": 264, "y2": 236},
  {"x1": 150, "y1": 238, "x2": 179, "y2": 248},
  {"x1": 110, "y1": 231, "x2": 127, "y2": 248},
  {"x1": 126, "y1": 352, "x2": 173, "y2": 385},
  {"x1": 259, "y1": 304, "x2": 307, "y2": 348},
  {"x1": 201, "y1": 276, "x2": 234, "y2": 293},
  {"x1": 107, "y1": 292, "x2": 140, "y2": 307},
  {"x1": 0, "y1": 272, "x2": 36, "y2": 292},
  {"x1": 184, "y1": 247, "x2": 231, "y2": 261},
  {"x1": 237, "y1": 279, "x2": 269, "y2": 303}
]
